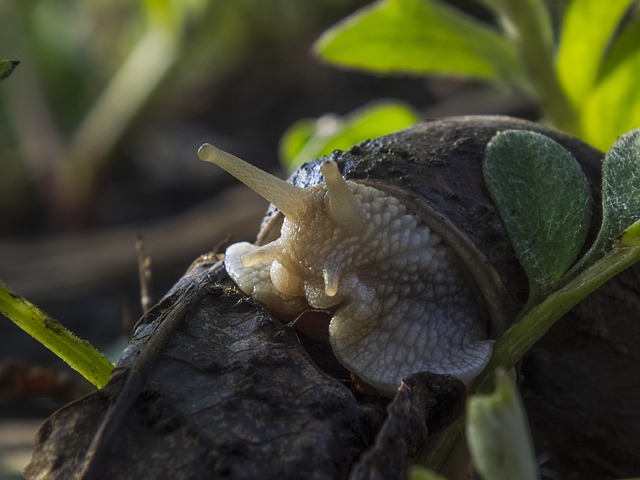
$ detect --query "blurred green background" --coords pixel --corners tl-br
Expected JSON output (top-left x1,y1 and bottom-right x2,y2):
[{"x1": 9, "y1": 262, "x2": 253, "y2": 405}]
[{"x1": 0, "y1": 0, "x2": 384, "y2": 234}]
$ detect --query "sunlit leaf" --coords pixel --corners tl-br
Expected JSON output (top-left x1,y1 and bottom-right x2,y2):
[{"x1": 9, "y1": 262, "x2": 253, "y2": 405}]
[
  {"x1": 581, "y1": 46, "x2": 640, "y2": 151},
  {"x1": 466, "y1": 369, "x2": 539, "y2": 480},
  {"x1": 0, "y1": 60, "x2": 19, "y2": 80},
  {"x1": 279, "y1": 100, "x2": 419, "y2": 172},
  {"x1": 484, "y1": 130, "x2": 592, "y2": 298},
  {"x1": 314, "y1": 0, "x2": 523, "y2": 84},
  {"x1": 279, "y1": 119, "x2": 316, "y2": 168},
  {"x1": 557, "y1": 0, "x2": 635, "y2": 107}
]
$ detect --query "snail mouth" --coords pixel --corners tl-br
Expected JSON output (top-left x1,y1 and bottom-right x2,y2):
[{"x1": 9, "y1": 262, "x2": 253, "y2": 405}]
[
  {"x1": 286, "y1": 300, "x2": 346, "y2": 341},
  {"x1": 286, "y1": 309, "x2": 354, "y2": 387},
  {"x1": 287, "y1": 308, "x2": 332, "y2": 342}
]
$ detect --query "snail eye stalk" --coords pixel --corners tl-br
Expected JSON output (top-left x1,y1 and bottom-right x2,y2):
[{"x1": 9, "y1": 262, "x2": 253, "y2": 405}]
[{"x1": 198, "y1": 143, "x2": 310, "y2": 220}]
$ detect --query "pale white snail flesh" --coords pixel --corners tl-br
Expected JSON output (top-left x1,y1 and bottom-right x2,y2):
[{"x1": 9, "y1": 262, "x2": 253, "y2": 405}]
[{"x1": 198, "y1": 143, "x2": 493, "y2": 394}]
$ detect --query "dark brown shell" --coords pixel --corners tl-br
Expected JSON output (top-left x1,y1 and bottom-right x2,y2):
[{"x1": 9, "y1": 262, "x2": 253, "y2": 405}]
[{"x1": 262, "y1": 116, "x2": 640, "y2": 477}]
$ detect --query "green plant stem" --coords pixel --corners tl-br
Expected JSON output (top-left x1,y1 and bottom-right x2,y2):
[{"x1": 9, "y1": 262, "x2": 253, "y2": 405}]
[
  {"x1": 478, "y1": 244, "x2": 640, "y2": 389},
  {"x1": 0, "y1": 282, "x2": 114, "y2": 388},
  {"x1": 423, "y1": 243, "x2": 640, "y2": 470},
  {"x1": 500, "y1": 0, "x2": 579, "y2": 134}
]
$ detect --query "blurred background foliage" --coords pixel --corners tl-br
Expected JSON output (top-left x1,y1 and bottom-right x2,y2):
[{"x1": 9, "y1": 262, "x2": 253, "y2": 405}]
[
  {"x1": 0, "y1": 0, "x2": 379, "y2": 233},
  {"x1": 309, "y1": 0, "x2": 640, "y2": 153},
  {"x1": 0, "y1": 0, "x2": 442, "y2": 388},
  {"x1": 2, "y1": 0, "x2": 639, "y2": 236}
]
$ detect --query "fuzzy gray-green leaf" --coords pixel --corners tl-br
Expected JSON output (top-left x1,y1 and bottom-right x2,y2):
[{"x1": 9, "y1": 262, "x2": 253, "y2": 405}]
[
  {"x1": 484, "y1": 130, "x2": 592, "y2": 298},
  {"x1": 587, "y1": 129, "x2": 640, "y2": 257}
]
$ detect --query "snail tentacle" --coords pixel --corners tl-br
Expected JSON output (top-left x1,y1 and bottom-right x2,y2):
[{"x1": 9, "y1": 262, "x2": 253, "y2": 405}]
[
  {"x1": 198, "y1": 143, "x2": 310, "y2": 220},
  {"x1": 320, "y1": 159, "x2": 363, "y2": 232},
  {"x1": 225, "y1": 242, "x2": 308, "y2": 316}
]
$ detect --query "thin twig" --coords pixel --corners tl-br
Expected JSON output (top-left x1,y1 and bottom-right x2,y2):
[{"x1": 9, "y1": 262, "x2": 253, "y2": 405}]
[{"x1": 135, "y1": 235, "x2": 153, "y2": 315}]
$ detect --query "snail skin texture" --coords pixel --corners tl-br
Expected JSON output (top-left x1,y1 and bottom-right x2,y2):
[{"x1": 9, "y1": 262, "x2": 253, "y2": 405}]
[{"x1": 198, "y1": 143, "x2": 493, "y2": 394}]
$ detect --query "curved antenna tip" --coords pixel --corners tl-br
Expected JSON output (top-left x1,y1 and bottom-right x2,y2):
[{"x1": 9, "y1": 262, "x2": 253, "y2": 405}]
[
  {"x1": 196, "y1": 141, "x2": 309, "y2": 219},
  {"x1": 197, "y1": 143, "x2": 215, "y2": 162}
]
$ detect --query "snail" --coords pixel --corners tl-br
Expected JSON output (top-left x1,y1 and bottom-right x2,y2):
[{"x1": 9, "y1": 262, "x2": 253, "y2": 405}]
[{"x1": 197, "y1": 116, "x2": 603, "y2": 395}]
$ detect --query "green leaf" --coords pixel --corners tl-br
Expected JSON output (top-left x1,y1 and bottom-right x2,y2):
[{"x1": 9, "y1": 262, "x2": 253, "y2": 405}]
[
  {"x1": 466, "y1": 369, "x2": 539, "y2": 480},
  {"x1": 584, "y1": 129, "x2": 640, "y2": 258},
  {"x1": 556, "y1": 0, "x2": 635, "y2": 107},
  {"x1": 598, "y1": 19, "x2": 640, "y2": 80},
  {"x1": 0, "y1": 281, "x2": 114, "y2": 388},
  {"x1": 580, "y1": 42, "x2": 640, "y2": 151},
  {"x1": 314, "y1": 0, "x2": 523, "y2": 83},
  {"x1": 279, "y1": 119, "x2": 316, "y2": 168},
  {"x1": 279, "y1": 100, "x2": 419, "y2": 172},
  {"x1": 0, "y1": 60, "x2": 19, "y2": 80},
  {"x1": 484, "y1": 130, "x2": 592, "y2": 299}
]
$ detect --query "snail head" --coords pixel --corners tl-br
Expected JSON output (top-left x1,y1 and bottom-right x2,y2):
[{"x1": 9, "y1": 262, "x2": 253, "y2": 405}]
[{"x1": 198, "y1": 143, "x2": 493, "y2": 394}]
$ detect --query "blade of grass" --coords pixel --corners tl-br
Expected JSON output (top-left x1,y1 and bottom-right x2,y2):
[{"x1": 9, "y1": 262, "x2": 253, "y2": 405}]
[
  {"x1": 60, "y1": 27, "x2": 179, "y2": 205},
  {"x1": 0, "y1": 281, "x2": 114, "y2": 388}
]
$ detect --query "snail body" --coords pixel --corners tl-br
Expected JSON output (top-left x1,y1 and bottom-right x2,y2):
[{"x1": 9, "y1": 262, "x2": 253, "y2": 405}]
[
  {"x1": 199, "y1": 144, "x2": 492, "y2": 393},
  {"x1": 198, "y1": 116, "x2": 604, "y2": 395}
]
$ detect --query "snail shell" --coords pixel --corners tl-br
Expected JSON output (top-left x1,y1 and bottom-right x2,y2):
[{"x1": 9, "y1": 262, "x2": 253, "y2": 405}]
[{"x1": 199, "y1": 115, "x2": 603, "y2": 395}]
